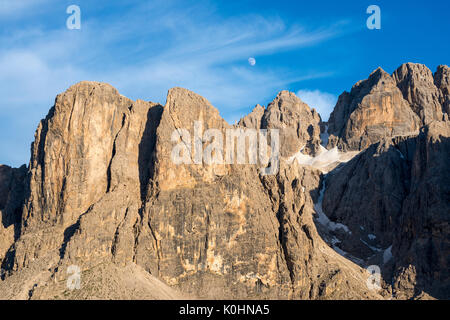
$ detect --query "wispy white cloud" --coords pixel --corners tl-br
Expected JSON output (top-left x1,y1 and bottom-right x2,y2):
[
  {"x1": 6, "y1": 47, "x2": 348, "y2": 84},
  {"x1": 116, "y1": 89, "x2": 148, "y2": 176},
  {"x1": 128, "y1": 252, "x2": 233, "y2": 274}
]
[
  {"x1": 0, "y1": 0, "x2": 51, "y2": 18},
  {"x1": 296, "y1": 89, "x2": 337, "y2": 121},
  {"x1": 0, "y1": 1, "x2": 346, "y2": 166}
]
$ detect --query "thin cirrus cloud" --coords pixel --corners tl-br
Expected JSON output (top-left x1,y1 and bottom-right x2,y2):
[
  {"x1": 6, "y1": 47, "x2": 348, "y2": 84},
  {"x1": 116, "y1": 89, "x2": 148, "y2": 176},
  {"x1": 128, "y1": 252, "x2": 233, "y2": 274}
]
[
  {"x1": 0, "y1": 0, "x2": 40, "y2": 16},
  {"x1": 0, "y1": 0, "x2": 347, "y2": 166}
]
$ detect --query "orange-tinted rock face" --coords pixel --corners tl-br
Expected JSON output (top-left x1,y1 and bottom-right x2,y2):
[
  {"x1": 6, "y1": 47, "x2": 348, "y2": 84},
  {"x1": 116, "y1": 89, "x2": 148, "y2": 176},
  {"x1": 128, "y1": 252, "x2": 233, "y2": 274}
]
[
  {"x1": 238, "y1": 91, "x2": 323, "y2": 157},
  {"x1": 261, "y1": 91, "x2": 322, "y2": 157},
  {"x1": 328, "y1": 68, "x2": 420, "y2": 151},
  {"x1": 328, "y1": 64, "x2": 450, "y2": 152},
  {"x1": 0, "y1": 83, "x2": 382, "y2": 300},
  {"x1": 0, "y1": 62, "x2": 448, "y2": 300}
]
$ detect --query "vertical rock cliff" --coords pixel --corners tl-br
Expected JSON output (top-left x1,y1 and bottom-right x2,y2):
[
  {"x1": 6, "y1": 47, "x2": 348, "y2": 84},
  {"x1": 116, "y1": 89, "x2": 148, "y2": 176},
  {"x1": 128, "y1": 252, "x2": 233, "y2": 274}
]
[
  {"x1": 327, "y1": 67, "x2": 420, "y2": 151},
  {"x1": 0, "y1": 82, "x2": 380, "y2": 300},
  {"x1": 0, "y1": 62, "x2": 448, "y2": 300}
]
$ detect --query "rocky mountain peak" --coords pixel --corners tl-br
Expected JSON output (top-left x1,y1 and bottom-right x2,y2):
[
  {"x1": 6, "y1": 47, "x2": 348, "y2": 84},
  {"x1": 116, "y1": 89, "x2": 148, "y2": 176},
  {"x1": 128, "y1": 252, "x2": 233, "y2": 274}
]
[
  {"x1": 269, "y1": 90, "x2": 311, "y2": 113},
  {"x1": 434, "y1": 65, "x2": 450, "y2": 94},
  {"x1": 261, "y1": 90, "x2": 322, "y2": 156},
  {"x1": 0, "y1": 63, "x2": 448, "y2": 300},
  {"x1": 393, "y1": 63, "x2": 445, "y2": 124},
  {"x1": 24, "y1": 80, "x2": 139, "y2": 231},
  {"x1": 64, "y1": 80, "x2": 120, "y2": 95},
  {"x1": 165, "y1": 87, "x2": 220, "y2": 115},
  {"x1": 394, "y1": 62, "x2": 434, "y2": 85},
  {"x1": 237, "y1": 104, "x2": 265, "y2": 129},
  {"x1": 327, "y1": 65, "x2": 420, "y2": 151},
  {"x1": 0, "y1": 82, "x2": 385, "y2": 300},
  {"x1": 236, "y1": 90, "x2": 322, "y2": 157},
  {"x1": 369, "y1": 66, "x2": 389, "y2": 78}
]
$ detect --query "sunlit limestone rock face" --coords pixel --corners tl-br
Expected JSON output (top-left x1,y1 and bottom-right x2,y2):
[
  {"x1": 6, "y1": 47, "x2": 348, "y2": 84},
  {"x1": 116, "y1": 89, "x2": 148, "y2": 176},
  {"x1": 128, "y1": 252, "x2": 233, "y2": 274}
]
[
  {"x1": 327, "y1": 67, "x2": 420, "y2": 151},
  {"x1": 0, "y1": 83, "x2": 380, "y2": 300},
  {"x1": 239, "y1": 91, "x2": 322, "y2": 157},
  {"x1": 326, "y1": 64, "x2": 449, "y2": 150},
  {"x1": 133, "y1": 87, "x2": 293, "y2": 298},
  {"x1": 238, "y1": 104, "x2": 265, "y2": 129},
  {"x1": 0, "y1": 62, "x2": 448, "y2": 300},
  {"x1": 133, "y1": 87, "x2": 377, "y2": 299},
  {"x1": 0, "y1": 82, "x2": 166, "y2": 299}
]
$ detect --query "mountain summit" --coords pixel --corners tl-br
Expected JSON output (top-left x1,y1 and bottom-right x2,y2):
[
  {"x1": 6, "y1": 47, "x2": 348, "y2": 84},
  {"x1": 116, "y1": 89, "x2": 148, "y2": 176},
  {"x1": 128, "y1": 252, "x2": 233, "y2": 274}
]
[{"x1": 0, "y1": 63, "x2": 449, "y2": 300}]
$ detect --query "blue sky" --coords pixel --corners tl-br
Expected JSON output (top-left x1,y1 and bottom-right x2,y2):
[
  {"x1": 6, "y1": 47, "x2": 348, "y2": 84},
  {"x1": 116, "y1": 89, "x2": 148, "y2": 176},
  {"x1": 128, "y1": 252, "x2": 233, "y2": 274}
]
[{"x1": 0, "y1": 0, "x2": 449, "y2": 167}]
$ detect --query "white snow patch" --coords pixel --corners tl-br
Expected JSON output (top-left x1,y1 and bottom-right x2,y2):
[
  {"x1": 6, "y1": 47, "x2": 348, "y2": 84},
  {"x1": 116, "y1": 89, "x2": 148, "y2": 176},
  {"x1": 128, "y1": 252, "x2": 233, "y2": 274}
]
[
  {"x1": 287, "y1": 147, "x2": 314, "y2": 165},
  {"x1": 368, "y1": 234, "x2": 376, "y2": 240},
  {"x1": 383, "y1": 245, "x2": 393, "y2": 264},
  {"x1": 313, "y1": 180, "x2": 352, "y2": 234},
  {"x1": 287, "y1": 146, "x2": 357, "y2": 173}
]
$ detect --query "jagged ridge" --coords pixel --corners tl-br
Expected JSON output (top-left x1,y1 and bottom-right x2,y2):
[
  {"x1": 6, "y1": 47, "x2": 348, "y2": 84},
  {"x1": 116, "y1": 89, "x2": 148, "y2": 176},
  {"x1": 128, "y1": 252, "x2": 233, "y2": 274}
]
[{"x1": 0, "y1": 62, "x2": 448, "y2": 300}]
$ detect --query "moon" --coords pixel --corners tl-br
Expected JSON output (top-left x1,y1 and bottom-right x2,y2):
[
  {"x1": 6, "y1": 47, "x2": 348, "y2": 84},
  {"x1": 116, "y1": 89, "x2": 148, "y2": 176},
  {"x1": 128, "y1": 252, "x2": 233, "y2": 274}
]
[{"x1": 248, "y1": 57, "x2": 256, "y2": 66}]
